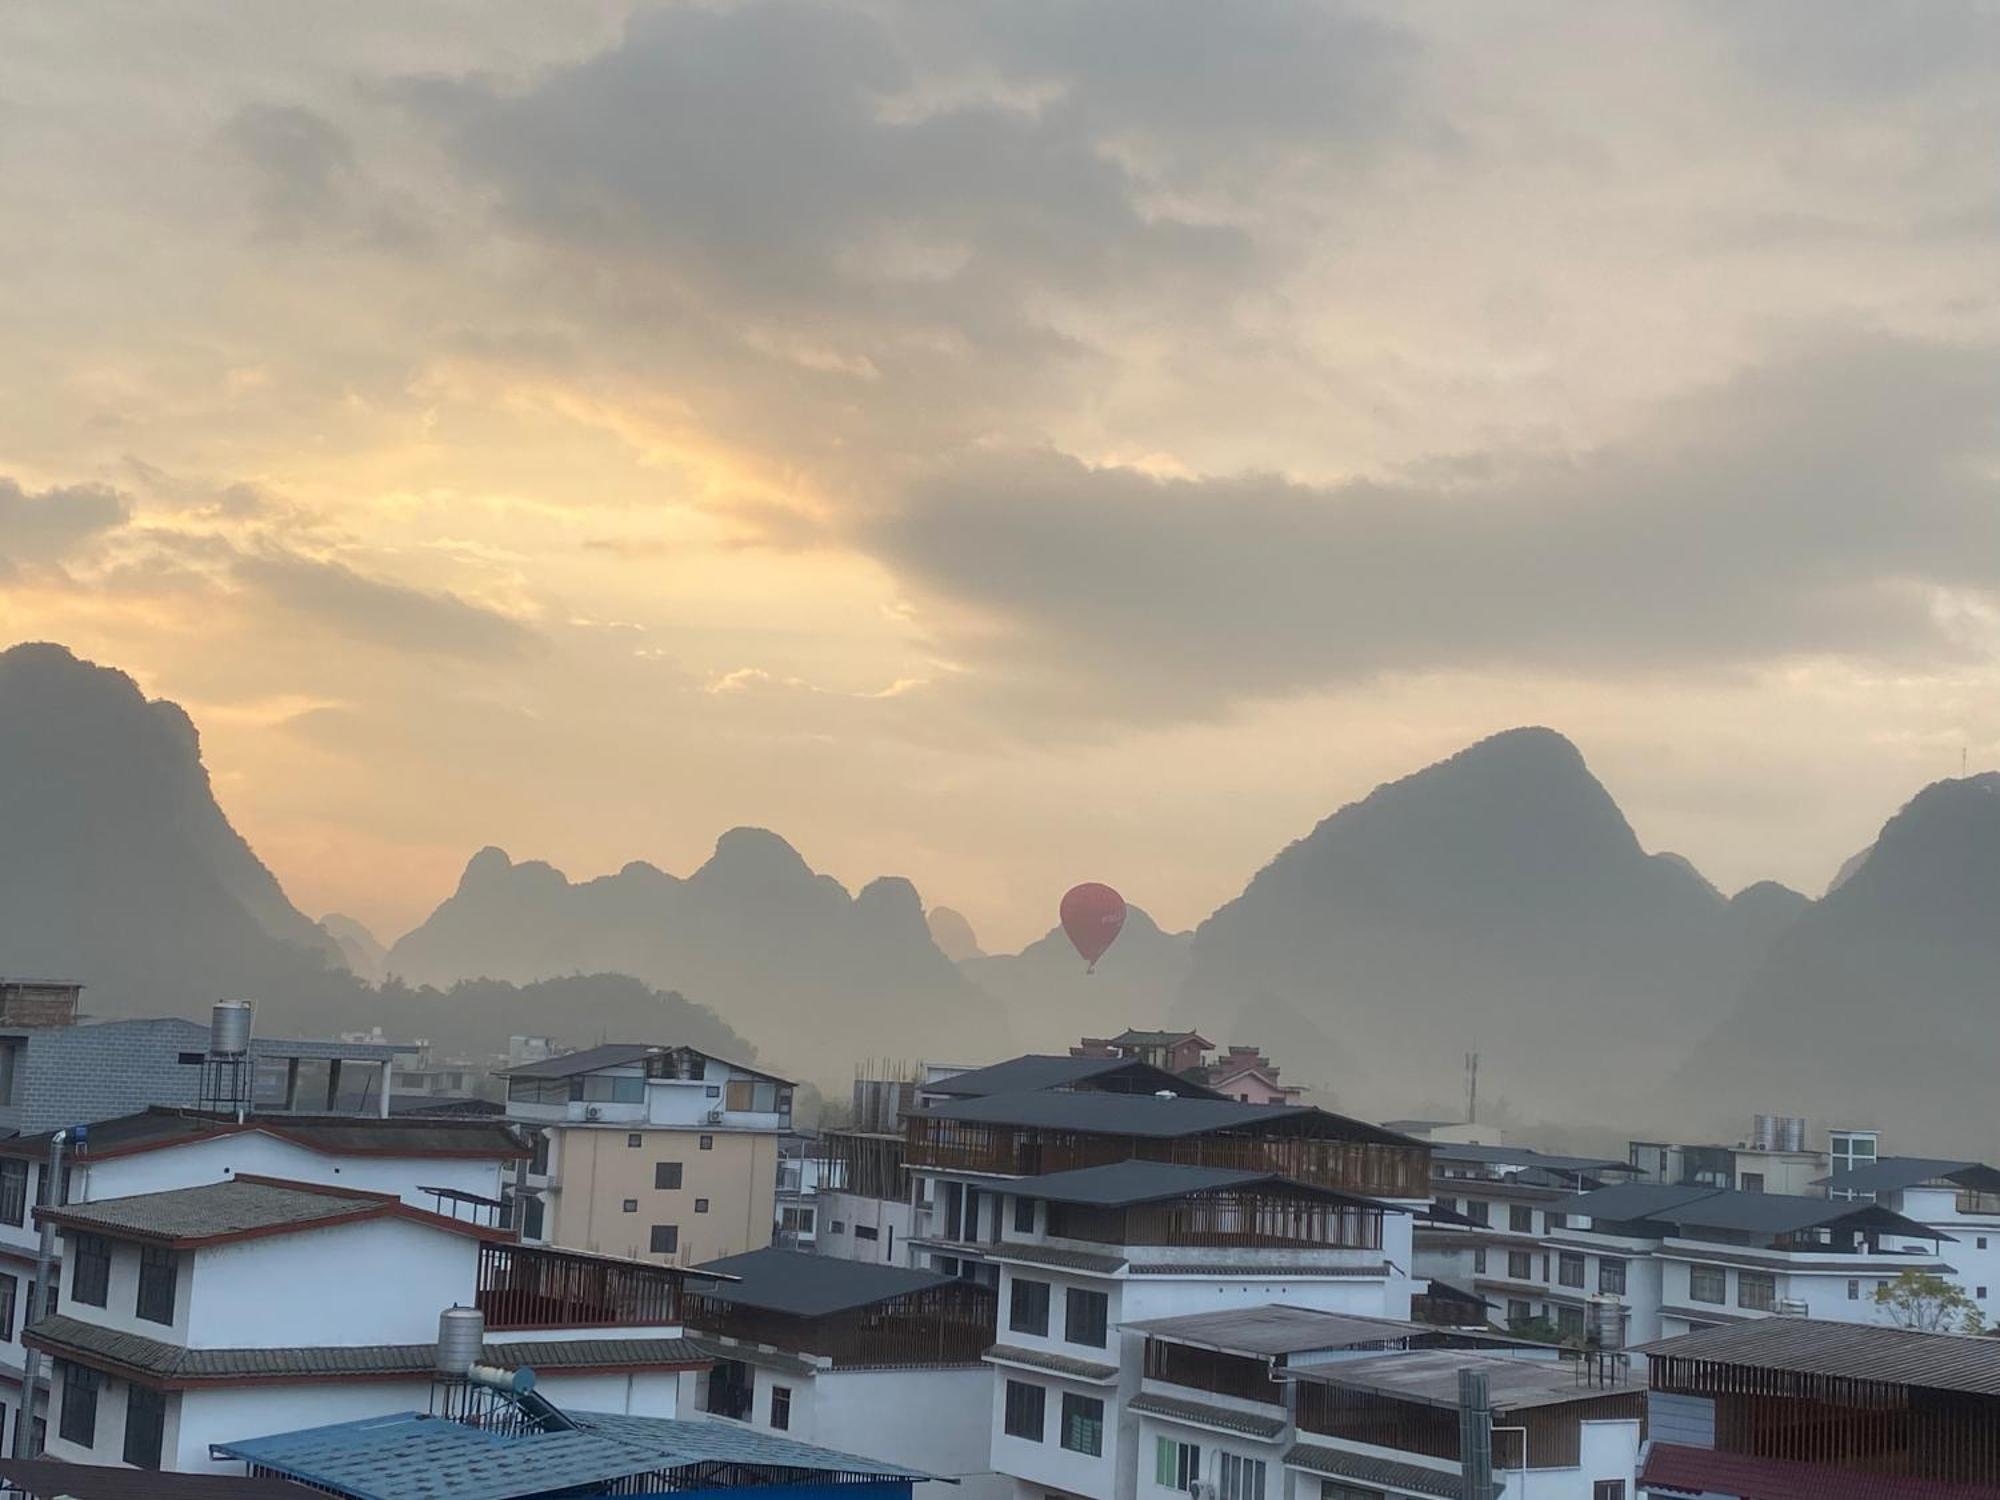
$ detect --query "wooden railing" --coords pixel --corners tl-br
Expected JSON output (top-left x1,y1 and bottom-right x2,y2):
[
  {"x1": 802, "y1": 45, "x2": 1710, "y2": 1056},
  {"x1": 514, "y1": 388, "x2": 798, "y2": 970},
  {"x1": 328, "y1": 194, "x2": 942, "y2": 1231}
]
[
  {"x1": 477, "y1": 1242, "x2": 684, "y2": 1330},
  {"x1": 1297, "y1": 1378, "x2": 1639, "y2": 1470},
  {"x1": 1145, "y1": 1339, "x2": 1282, "y2": 1404},
  {"x1": 686, "y1": 1280, "x2": 995, "y2": 1368},
  {"x1": 1046, "y1": 1189, "x2": 1384, "y2": 1250},
  {"x1": 905, "y1": 1118, "x2": 1429, "y2": 1198}
]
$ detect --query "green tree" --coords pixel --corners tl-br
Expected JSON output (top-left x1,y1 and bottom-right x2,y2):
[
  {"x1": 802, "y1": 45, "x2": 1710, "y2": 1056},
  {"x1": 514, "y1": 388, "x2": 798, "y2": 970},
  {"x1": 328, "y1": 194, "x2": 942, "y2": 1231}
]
[{"x1": 1874, "y1": 1270, "x2": 1984, "y2": 1334}]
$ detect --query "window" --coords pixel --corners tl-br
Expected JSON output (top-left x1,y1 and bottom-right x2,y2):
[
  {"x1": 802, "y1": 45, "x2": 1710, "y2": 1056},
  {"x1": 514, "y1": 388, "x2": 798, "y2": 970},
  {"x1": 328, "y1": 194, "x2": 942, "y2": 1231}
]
[
  {"x1": 1981, "y1": 1237, "x2": 1990, "y2": 1251},
  {"x1": 621, "y1": 1199, "x2": 638, "y2": 1213},
  {"x1": 1507, "y1": 1250, "x2": 1533, "y2": 1280},
  {"x1": 1546, "y1": 1211, "x2": 1566, "y2": 1230},
  {"x1": 699, "y1": 1134, "x2": 715, "y2": 1150},
  {"x1": 1593, "y1": 1484, "x2": 1626, "y2": 1500},
  {"x1": 1060, "y1": 1393, "x2": 1104, "y2": 1456},
  {"x1": 123, "y1": 1384, "x2": 166, "y2": 1469},
  {"x1": 0, "y1": 1042, "x2": 17, "y2": 1106},
  {"x1": 529, "y1": 1132, "x2": 551, "y2": 1174},
  {"x1": 1689, "y1": 1264, "x2": 1727, "y2": 1304},
  {"x1": 523, "y1": 1195, "x2": 546, "y2": 1239},
  {"x1": 627, "y1": 1133, "x2": 643, "y2": 1148},
  {"x1": 1464, "y1": 1200, "x2": 1490, "y2": 1226},
  {"x1": 136, "y1": 1247, "x2": 176, "y2": 1326},
  {"x1": 1559, "y1": 1252, "x2": 1585, "y2": 1288},
  {"x1": 63, "y1": 1232, "x2": 102, "y2": 1310},
  {"x1": 769, "y1": 1385, "x2": 792, "y2": 1431},
  {"x1": 828, "y1": 1220, "x2": 845, "y2": 1235},
  {"x1": 706, "y1": 1085, "x2": 722, "y2": 1098},
  {"x1": 650, "y1": 1225, "x2": 679, "y2": 1255},
  {"x1": 508, "y1": 1076, "x2": 570, "y2": 1107},
  {"x1": 1065, "y1": 1287, "x2": 1109, "y2": 1347},
  {"x1": 1014, "y1": 1196, "x2": 1037, "y2": 1234},
  {"x1": 695, "y1": 1198, "x2": 710, "y2": 1214},
  {"x1": 1003, "y1": 1380, "x2": 1046, "y2": 1441},
  {"x1": 1599, "y1": 1258, "x2": 1626, "y2": 1295},
  {"x1": 1219, "y1": 1454, "x2": 1267, "y2": 1500},
  {"x1": 1981, "y1": 1287, "x2": 1990, "y2": 1300},
  {"x1": 655, "y1": 1162, "x2": 683, "y2": 1190},
  {"x1": 1156, "y1": 1437, "x2": 1201, "y2": 1489},
  {"x1": 58, "y1": 1363, "x2": 99, "y2": 1447},
  {"x1": 1741, "y1": 1173, "x2": 1765, "y2": 1193},
  {"x1": 1010, "y1": 1277, "x2": 1051, "y2": 1336},
  {"x1": 573, "y1": 1074, "x2": 644, "y2": 1104},
  {"x1": 854, "y1": 1224, "x2": 878, "y2": 1241},
  {"x1": 1510, "y1": 1205, "x2": 1534, "y2": 1233},
  {"x1": 0, "y1": 1274, "x2": 13, "y2": 1341},
  {"x1": 705, "y1": 1359, "x2": 753, "y2": 1421},
  {"x1": 1506, "y1": 1299, "x2": 1532, "y2": 1328},
  {"x1": 1322, "y1": 1486, "x2": 1383, "y2": 1500},
  {"x1": 1557, "y1": 1305, "x2": 1585, "y2": 1340},
  {"x1": 1737, "y1": 1271, "x2": 1776, "y2": 1312},
  {"x1": 1472, "y1": 1248, "x2": 1487, "y2": 1274},
  {"x1": 0, "y1": 1161, "x2": 25, "y2": 1228}
]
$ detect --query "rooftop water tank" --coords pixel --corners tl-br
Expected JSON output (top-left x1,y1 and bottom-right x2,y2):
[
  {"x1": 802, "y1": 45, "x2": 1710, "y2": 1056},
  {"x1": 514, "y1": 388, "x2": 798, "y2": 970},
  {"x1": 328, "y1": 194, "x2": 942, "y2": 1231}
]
[
  {"x1": 436, "y1": 1306, "x2": 486, "y2": 1376},
  {"x1": 210, "y1": 1000, "x2": 254, "y2": 1057},
  {"x1": 1586, "y1": 1295, "x2": 1628, "y2": 1351}
]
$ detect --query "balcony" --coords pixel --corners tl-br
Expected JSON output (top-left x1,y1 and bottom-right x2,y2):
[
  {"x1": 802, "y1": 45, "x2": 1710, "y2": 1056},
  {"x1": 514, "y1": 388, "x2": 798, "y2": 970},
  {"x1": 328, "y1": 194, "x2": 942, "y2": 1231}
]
[
  {"x1": 477, "y1": 1242, "x2": 687, "y2": 1331},
  {"x1": 1143, "y1": 1337, "x2": 1283, "y2": 1406},
  {"x1": 685, "y1": 1279, "x2": 996, "y2": 1368},
  {"x1": 1045, "y1": 1189, "x2": 1383, "y2": 1252}
]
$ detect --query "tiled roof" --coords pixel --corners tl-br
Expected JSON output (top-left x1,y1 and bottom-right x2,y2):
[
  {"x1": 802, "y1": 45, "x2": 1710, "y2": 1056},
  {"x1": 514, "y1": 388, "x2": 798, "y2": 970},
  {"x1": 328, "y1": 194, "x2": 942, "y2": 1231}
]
[
  {"x1": 1126, "y1": 1304, "x2": 1434, "y2": 1356},
  {"x1": 43, "y1": 1175, "x2": 510, "y2": 1248},
  {"x1": 1283, "y1": 1441, "x2": 1479, "y2": 1499},
  {"x1": 1642, "y1": 1442, "x2": 2000, "y2": 1500},
  {"x1": 1127, "y1": 1391, "x2": 1287, "y2": 1438},
  {"x1": 0, "y1": 1107, "x2": 525, "y2": 1162},
  {"x1": 983, "y1": 1343, "x2": 1119, "y2": 1382},
  {"x1": 25, "y1": 1315, "x2": 710, "y2": 1387}
]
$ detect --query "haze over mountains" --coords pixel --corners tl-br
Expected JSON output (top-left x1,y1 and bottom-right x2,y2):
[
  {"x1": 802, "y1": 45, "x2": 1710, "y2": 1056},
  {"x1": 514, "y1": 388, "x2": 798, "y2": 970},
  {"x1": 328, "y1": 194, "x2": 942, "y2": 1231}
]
[{"x1": 4, "y1": 640, "x2": 1996, "y2": 1149}]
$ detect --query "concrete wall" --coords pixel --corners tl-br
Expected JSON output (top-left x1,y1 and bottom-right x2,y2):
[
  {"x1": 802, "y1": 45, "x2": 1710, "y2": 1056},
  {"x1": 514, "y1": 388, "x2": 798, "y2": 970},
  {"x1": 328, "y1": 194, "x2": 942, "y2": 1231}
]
[
  {"x1": 547, "y1": 1124, "x2": 776, "y2": 1265},
  {"x1": 816, "y1": 1191, "x2": 914, "y2": 1265},
  {"x1": 75, "y1": 1133, "x2": 507, "y2": 1213}
]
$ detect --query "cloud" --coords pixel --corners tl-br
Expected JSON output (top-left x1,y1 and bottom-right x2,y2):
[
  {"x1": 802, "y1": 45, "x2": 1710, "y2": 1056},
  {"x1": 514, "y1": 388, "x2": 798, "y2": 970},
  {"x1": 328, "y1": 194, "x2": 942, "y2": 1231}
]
[
  {"x1": 234, "y1": 552, "x2": 537, "y2": 660},
  {"x1": 220, "y1": 103, "x2": 358, "y2": 240},
  {"x1": 868, "y1": 330, "x2": 2000, "y2": 721},
  {"x1": 0, "y1": 478, "x2": 129, "y2": 573}
]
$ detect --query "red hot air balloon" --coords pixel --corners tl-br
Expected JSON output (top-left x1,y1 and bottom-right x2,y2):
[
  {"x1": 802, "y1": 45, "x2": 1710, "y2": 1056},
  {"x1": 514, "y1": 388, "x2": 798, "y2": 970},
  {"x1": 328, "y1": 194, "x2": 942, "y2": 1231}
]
[{"x1": 1060, "y1": 883, "x2": 1127, "y2": 973}]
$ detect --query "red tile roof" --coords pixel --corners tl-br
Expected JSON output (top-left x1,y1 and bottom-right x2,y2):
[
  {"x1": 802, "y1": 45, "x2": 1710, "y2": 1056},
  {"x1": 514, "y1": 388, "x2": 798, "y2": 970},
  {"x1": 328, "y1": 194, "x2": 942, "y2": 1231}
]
[{"x1": 1642, "y1": 1443, "x2": 2000, "y2": 1500}]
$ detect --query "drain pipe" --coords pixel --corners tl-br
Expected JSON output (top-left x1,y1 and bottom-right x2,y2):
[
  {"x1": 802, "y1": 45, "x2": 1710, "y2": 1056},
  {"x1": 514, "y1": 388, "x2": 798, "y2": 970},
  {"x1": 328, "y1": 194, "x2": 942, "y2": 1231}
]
[
  {"x1": 14, "y1": 1129, "x2": 67, "y2": 1458},
  {"x1": 1458, "y1": 1367, "x2": 1494, "y2": 1500}
]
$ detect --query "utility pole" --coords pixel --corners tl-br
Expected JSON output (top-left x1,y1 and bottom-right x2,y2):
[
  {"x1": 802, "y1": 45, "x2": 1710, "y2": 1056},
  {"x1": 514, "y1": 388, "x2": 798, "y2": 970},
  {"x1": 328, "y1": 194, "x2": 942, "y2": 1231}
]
[
  {"x1": 15, "y1": 1128, "x2": 67, "y2": 1458},
  {"x1": 1464, "y1": 1051, "x2": 1479, "y2": 1125}
]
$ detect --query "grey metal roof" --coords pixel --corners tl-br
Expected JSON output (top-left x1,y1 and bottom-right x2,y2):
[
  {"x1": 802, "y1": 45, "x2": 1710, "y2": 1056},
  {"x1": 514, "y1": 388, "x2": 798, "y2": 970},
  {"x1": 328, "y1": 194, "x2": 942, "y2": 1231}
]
[
  {"x1": 1287, "y1": 1349, "x2": 1642, "y2": 1412},
  {"x1": 1431, "y1": 1144, "x2": 1634, "y2": 1175},
  {"x1": 986, "y1": 1242, "x2": 1130, "y2": 1274},
  {"x1": 691, "y1": 1247, "x2": 957, "y2": 1317},
  {"x1": 1563, "y1": 1181, "x2": 1946, "y2": 1241},
  {"x1": 984, "y1": 1343, "x2": 1120, "y2": 1382},
  {"x1": 25, "y1": 1315, "x2": 711, "y2": 1386},
  {"x1": 215, "y1": 1409, "x2": 932, "y2": 1500},
  {"x1": 0, "y1": 1109, "x2": 526, "y2": 1163},
  {"x1": 1124, "y1": 1305, "x2": 1434, "y2": 1356},
  {"x1": 46, "y1": 1178, "x2": 394, "y2": 1245},
  {"x1": 0, "y1": 1459, "x2": 316, "y2": 1498},
  {"x1": 498, "y1": 1043, "x2": 662, "y2": 1079},
  {"x1": 1636, "y1": 1316, "x2": 2000, "y2": 1395},
  {"x1": 1557, "y1": 1182, "x2": 1726, "y2": 1222},
  {"x1": 1817, "y1": 1156, "x2": 2000, "y2": 1196},
  {"x1": 921, "y1": 1089, "x2": 1416, "y2": 1146},
  {"x1": 1126, "y1": 1261, "x2": 1392, "y2": 1278},
  {"x1": 1126, "y1": 1391, "x2": 1287, "y2": 1438},
  {"x1": 1284, "y1": 1442, "x2": 1476, "y2": 1499}
]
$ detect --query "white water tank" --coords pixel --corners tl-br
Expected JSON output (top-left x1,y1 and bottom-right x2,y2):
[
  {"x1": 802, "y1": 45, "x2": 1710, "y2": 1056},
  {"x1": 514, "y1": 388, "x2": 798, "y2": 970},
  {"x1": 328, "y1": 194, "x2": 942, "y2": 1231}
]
[
  {"x1": 436, "y1": 1306, "x2": 486, "y2": 1376},
  {"x1": 210, "y1": 1001, "x2": 254, "y2": 1057}
]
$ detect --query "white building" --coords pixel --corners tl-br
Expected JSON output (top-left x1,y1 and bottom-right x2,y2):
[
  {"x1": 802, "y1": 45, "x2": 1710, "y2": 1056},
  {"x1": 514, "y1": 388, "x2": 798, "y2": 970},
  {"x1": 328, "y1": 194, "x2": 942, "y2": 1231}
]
[
  {"x1": 0, "y1": 1106, "x2": 525, "y2": 1455},
  {"x1": 1551, "y1": 1181, "x2": 1952, "y2": 1344},
  {"x1": 683, "y1": 1246, "x2": 1001, "y2": 1498},
  {"x1": 26, "y1": 1174, "x2": 712, "y2": 1473},
  {"x1": 1819, "y1": 1156, "x2": 2000, "y2": 1327}
]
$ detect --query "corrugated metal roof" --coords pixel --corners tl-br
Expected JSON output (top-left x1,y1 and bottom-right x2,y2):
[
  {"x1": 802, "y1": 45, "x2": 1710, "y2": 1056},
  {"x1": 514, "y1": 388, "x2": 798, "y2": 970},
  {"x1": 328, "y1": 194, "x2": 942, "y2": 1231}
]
[
  {"x1": 925, "y1": 1054, "x2": 1223, "y2": 1101},
  {"x1": 1563, "y1": 1181, "x2": 1948, "y2": 1241},
  {"x1": 216, "y1": 1409, "x2": 931, "y2": 1500},
  {"x1": 0, "y1": 1108, "x2": 524, "y2": 1162},
  {"x1": 25, "y1": 1314, "x2": 710, "y2": 1386},
  {"x1": 1126, "y1": 1391, "x2": 1286, "y2": 1438},
  {"x1": 984, "y1": 1343, "x2": 1120, "y2": 1382},
  {"x1": 1283, "y1": 1441, "x2": 1476, "y2": 1499},
  {"x1": 1641, "y1": 1441, "x2": 2000, "y2": 1499},
  {"x1": 1288, "y1": 1349, "x2": 1641, "y2": 1412},
  {"x1": 1637, "y1": 1317, "x2": 2000, "y2": 1395},
  {"x1": 1557, "y1": 1182, "x2": 1726, "y2": 1221},
  {"x1": 1817, "y1": 1157, "x2": 2000, "y2": 1196},
  {"x1": 921, "y1": 1090, "x2": 1416, "y2": 1146},
  {"x1": 1431, "y1": 1144, "x2": 1634, "y2": 1175},
  {"x1": 1010, "y1": 1160, "x2": 1278, "y2": 1207},
  {"x1": 691, "y1": 1247, "x2": 958, "y2": 1317},
  {"x1": 1124, "y1": 1305, "x2": 1432, "y2": 1355},
  {"x1": 0, "y1": 1459, "x2": 315, "y2": 1498},
  {"x1": 500, "y1": 1044, "x2": 790, "y2": 1085}
]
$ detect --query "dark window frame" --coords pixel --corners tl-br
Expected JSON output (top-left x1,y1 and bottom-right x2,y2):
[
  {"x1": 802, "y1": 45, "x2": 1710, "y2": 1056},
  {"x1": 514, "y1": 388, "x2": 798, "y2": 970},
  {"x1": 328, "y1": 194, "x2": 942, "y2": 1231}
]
[
  {"x1": 1059, "y1": 1391, "x2": 1104, "y2": 1456},
  {"x1": 135, "y1": 1247, "x2": 177, "y2": 1326},
  {"x1": 58, "y1": 1363, "x2": 99, "y2": 1448},
  {"x1": 123, "y1": 1383, "x2": 167, "y2": 1469},
  {"x1": 1009, "y1": 1277, "x2": 1051, "y2": 1337},
  {"x1": 1002, "y1": 1379, "x2": 1045, "y2": 1441},
  {"x1": 769, "y1": 1384, "x2": 791, "y2": 1431},
  {"x1": 655, "y1": 1161, "x2": 683, "y2": 1190},
  {"x1": 1064, "y1": 1286, "x2": 1109, "y2": 1348},
  {"x1": 70, "y1": 1233, "x2": 110, "y2": 1308},
  {"x1": 650, "y1": 1224, "x2": 680, "y2": 1255}
]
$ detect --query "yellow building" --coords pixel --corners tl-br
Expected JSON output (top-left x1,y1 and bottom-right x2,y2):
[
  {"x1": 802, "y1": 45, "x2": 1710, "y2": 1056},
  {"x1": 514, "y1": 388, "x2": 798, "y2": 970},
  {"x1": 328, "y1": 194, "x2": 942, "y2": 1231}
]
[{"x1": 503, "y1": 1043, "x2": 793, "y2": 1265}]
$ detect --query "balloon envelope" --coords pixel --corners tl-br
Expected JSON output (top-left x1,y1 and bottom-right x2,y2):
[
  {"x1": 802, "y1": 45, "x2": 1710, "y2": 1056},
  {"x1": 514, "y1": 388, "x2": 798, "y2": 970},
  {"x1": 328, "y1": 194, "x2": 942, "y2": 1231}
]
[{"x1": 1060, "y1": 883, "x2": 1127, "y2": 970}]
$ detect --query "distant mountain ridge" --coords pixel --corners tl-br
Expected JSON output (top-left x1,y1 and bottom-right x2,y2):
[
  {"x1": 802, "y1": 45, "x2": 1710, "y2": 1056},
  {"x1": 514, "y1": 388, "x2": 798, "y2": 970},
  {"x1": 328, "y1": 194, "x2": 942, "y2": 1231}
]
[
  {"x1": 961, "y1": 905, "x2": 1193, "y2": 1043},
  {"x1": 1175, "y1": 727, "x2": 1797, "y2": 1118},
  {"x1": 387, "y1": 831, "x2": 1012, "y2": 1070}
]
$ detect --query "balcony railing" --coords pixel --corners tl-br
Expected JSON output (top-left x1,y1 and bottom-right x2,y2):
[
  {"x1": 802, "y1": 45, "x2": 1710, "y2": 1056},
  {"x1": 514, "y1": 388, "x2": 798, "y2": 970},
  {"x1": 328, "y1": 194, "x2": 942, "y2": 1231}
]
[
  {"x1": 1045, "y1": 1189, "x2": 1383, "y2": 1251},
  {"x1": 1144, "y1": 1339, "x2": 1282, "y2": 1405},
  {"x1": 686, "y1": 1280, "x2": 996, "y2": 1368},
  {"x1": 905, "y1": 1118, "x2": 1430, "y2": 1198},
  {"x1": 477, "y1": 1242, "x2": 685, "y2": 1330}
]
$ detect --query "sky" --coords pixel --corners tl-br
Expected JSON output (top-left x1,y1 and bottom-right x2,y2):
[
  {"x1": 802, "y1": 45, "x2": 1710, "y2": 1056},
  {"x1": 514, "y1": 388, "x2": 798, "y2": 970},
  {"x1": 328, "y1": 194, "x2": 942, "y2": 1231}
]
[{"x1": 3, "y1": 1, "x2": 1999, "y2": 951}]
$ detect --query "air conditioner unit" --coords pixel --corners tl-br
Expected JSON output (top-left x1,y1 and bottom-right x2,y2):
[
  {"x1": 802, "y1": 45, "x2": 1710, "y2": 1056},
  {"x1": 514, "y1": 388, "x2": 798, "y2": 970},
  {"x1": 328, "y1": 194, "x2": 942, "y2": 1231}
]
[
  {"x1": 1188, "y1": 1482, "x2": 1220, "y2": 1500},
  {"x1": 584, "y1": 1106, "x2": 602, "y2": 1121},
  {"x1": 705, "y1": 1107, "x2": 724, "y2": 1124}
]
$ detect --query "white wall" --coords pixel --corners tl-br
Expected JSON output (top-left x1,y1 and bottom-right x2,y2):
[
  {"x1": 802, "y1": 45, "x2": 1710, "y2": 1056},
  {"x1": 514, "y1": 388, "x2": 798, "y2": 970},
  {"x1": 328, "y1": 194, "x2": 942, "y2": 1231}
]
[
  {"x1": 186, "y1": 1218, "x2": 479, "y2": 1348},
  {"x1": 817, "y1": 1191, "x2": 914, "y2": 1265},
  {"x1": 989, "y1": 1367, "x2": 1120, "y2": 1500},
  {"x1": 173, "y1": 1378, "x2": 433, "y2": 1472},
  {"x1": 75, "y1": 1134, "x2": 507, "y2": 1213}
]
